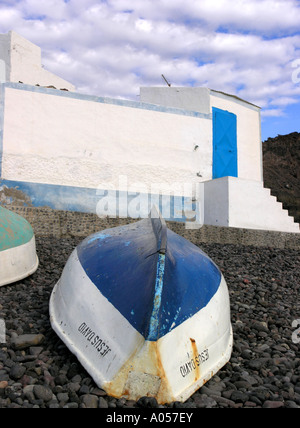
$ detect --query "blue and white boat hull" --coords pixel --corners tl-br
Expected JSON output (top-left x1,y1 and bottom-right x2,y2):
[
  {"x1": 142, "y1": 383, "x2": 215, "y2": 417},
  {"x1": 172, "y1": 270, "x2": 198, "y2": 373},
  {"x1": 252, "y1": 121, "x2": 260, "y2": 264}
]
[{"x1": 50, "y1": 209, "x2": 232, "y2": 403}]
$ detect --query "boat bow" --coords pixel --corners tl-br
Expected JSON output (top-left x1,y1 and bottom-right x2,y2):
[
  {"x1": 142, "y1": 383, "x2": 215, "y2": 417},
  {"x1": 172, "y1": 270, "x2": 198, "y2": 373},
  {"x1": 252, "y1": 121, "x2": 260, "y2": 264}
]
[{"x1": 50, "y1": 207, "x2": 232, "y2": 403}]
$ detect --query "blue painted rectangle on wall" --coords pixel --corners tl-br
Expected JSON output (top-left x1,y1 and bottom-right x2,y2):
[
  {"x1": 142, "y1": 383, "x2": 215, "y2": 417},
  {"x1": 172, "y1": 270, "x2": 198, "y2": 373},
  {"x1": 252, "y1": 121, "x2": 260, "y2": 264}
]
[
  {"x1": 212, "y1": 107, "x2": 237, "y2": 179},
  {"x1": 0, "y1": 179, "x2": 197, "y2": 224}
]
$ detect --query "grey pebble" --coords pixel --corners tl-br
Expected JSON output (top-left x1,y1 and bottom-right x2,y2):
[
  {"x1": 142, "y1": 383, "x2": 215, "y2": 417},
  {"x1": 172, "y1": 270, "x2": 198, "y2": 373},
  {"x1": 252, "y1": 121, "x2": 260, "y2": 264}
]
[
  {"x1": 81, "y1": 394, "x2": 98, "y2": 408},
  {"x1": 99, "y1": 396, "x2": 109, "y2": 408},
  {"x1": 57, "y1": 392, "x2": 69, "y2": 403},
  {"x1": 33, "y1": 385, "x2": 53, "y2": 402},
  {"x1": 0, "y1": 237, "x2": 299, "y2": 408},
  {"x1": 10, "y1": 364, "x2": 26, "y2": 380},
  {"x1": 263, "y1": 400, "x2": 284, "y2": 408}
]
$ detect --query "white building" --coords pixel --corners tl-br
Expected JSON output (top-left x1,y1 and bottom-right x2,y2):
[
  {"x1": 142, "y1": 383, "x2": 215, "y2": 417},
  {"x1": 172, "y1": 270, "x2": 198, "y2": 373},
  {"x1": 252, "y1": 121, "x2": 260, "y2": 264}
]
[
  {"x1": 0, "y1": 31, "x2": 74, "y2": 90},
  {"x1": 0, "y1": 31, "x2": 298, "y2": 233},
  {"x1": 140, "y1": 87, "x2": 299, "y2": 233}
]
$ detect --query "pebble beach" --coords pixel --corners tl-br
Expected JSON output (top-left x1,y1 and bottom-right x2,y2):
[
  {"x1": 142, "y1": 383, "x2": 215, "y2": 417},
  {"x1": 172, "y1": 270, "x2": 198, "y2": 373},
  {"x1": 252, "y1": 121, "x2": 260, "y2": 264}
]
[{"x1": 0, "y1": 236, "x2": 299, "y2": 409}]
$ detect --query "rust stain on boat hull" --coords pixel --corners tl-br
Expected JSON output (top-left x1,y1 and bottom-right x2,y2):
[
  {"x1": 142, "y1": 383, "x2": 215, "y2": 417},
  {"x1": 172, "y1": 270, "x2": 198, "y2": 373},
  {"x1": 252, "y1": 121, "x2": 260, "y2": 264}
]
[{"x1": 104, "y1": 340, "x2": 175, "y2": 404}]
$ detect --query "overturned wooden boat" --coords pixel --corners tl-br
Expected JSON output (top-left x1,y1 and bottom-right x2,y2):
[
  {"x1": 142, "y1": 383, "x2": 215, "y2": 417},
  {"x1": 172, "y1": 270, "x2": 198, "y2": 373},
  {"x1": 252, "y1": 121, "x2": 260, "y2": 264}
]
[
  {"x1": 50, "y1": 207, "x2": 232, "y2": 404},
  {"x1": 0, "y1": 206, "x2": 39, "y2": 287}
]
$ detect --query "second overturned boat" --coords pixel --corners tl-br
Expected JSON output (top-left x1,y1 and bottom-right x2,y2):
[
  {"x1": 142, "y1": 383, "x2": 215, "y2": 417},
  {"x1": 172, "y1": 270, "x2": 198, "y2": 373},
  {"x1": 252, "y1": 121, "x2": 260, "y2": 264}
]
[
  {"x1": 0, "y1": 205, "x2": 39, "y2": 287},
  {"x1": 50, "y1": 207, "x2": 233, "y2": 404}
]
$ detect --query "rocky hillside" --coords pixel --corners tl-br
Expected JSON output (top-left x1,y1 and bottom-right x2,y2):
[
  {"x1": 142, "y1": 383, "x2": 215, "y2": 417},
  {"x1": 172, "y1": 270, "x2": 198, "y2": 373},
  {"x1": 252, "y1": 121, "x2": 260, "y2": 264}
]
[{"x1": 263, "y1": 132, "x2": 300, "y2": 225}]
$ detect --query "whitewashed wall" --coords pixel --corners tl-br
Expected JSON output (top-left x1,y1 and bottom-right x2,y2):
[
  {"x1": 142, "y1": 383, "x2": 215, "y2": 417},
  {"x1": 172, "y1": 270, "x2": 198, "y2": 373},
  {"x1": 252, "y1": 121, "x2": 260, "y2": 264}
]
[
  {"x1": 0, "y1": 33, "x2": 10, "y2": 83},
  {"x1": 0, "y1": 31, "x2": 75, "y2": 91},
  {"x1": 140, "y1": 87, "x2": 211, "y2": 115},
  {"x1": 141, "y1": 87, "x2": 263, "y2": 183},
  {"x1": 2, "y1": 85, "x2": 212, "y2": 189},
  {"x1": 0, "y1": 83, "x2": 211, "y2": 217}
]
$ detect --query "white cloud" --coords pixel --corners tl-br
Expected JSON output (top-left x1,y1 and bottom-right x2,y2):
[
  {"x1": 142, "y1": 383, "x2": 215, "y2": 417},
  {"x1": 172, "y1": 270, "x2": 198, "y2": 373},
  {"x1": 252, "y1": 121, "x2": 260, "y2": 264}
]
[
  {"x1": 261, "y1": 108, "x2": 285, "y2": 117},
  {"x1": 111, "y1": 0, "x2": 300, "y2": 35},
  {"x1": 20, "y1": 0, "x2": 68, "y2": 19},
  {"x1": 0, "y1": 0, "x2": 299, "y2": 118},
  {"x1": 0, "y1": 6, "x2": 23, "y2": 30},
  {"x1": 270, "y1": 96, "x2": 300, "y2": 106}
]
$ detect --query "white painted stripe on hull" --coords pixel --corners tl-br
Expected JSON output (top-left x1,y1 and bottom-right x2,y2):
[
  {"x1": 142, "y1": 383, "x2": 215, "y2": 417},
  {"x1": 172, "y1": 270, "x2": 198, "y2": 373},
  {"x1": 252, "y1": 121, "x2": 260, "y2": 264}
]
[
  {"x1": 156, "y1": 276, "x2": 233, "y2": 402},
  {"x1": 49, "y1": 249, "x2": 145, "y2": 387},
  {"x1": 0, "y1": 236, "x2": 39, "y2": 287},
  {"x1": 50, "y1": 249, "x2": 233, "y2": 403}
]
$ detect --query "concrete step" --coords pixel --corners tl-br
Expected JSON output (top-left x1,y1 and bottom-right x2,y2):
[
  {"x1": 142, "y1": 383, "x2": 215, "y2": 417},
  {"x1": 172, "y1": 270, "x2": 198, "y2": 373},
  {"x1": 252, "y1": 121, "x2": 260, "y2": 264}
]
[{"x1": 203, "y1": 177, "x2": 300, "y2": 233}]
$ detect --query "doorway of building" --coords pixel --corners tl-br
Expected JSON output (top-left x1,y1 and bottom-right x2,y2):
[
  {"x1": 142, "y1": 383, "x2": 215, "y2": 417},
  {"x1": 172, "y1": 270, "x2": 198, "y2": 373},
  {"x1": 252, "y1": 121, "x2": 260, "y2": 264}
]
[{"x1": 212, "y1": 107, "x2": 237, "y2": 179}]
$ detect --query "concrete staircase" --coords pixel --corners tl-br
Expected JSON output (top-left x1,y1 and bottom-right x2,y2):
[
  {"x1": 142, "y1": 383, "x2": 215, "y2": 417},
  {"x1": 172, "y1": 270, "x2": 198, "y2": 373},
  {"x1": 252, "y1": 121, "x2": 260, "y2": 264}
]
[{"x1": 203, "y1": 177, "x2": 300, "y2": 234}]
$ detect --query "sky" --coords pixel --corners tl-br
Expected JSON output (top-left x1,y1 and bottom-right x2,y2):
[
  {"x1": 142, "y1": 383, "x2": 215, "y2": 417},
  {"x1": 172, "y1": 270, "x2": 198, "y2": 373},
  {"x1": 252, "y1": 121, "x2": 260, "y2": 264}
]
[{"x1": 0, "y1": 0, "x2": 300, "y2": 141}]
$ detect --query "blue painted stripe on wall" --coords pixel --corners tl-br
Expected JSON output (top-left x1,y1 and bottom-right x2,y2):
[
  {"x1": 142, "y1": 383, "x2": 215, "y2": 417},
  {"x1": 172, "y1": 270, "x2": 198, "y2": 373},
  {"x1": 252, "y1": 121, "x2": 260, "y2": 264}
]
[
  {"x1": 3, "y1": 82, "x2": 212, "y2": 120},
  {"x1": 0, "y1": 179, "x2": 99, "y2": 213},
  {"x1": 0, "y1": 179, "x2": 197, "y2": 223}
]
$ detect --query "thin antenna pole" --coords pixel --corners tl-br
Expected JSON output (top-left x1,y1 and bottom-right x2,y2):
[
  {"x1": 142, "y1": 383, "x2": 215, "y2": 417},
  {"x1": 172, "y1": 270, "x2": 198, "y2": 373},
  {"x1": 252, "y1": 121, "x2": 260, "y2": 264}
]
[{"x1": 161, "y1": 74, "x2": 171, "y2": 87}]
